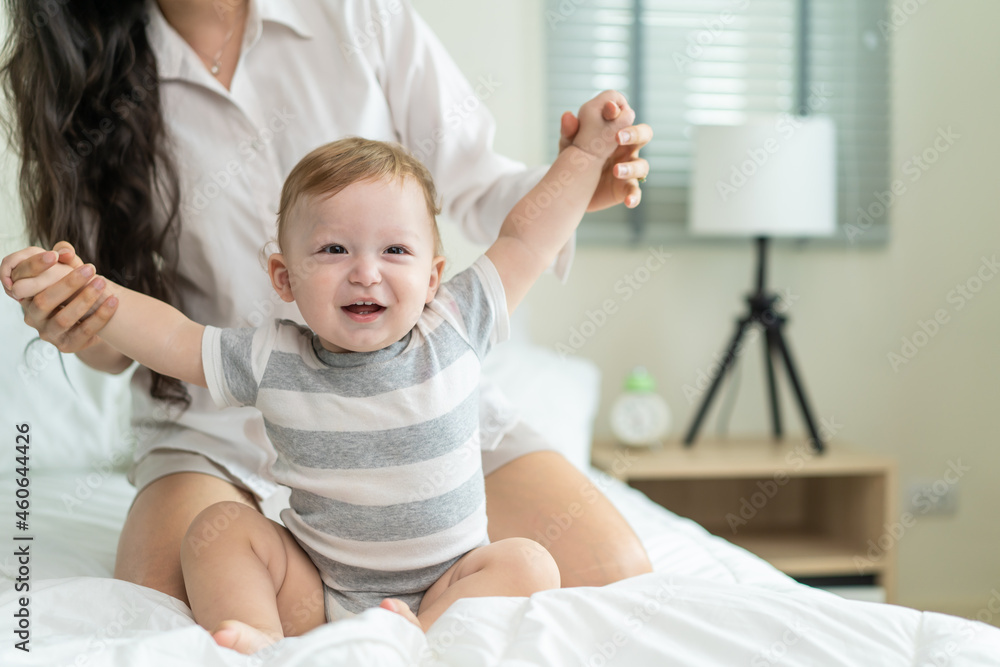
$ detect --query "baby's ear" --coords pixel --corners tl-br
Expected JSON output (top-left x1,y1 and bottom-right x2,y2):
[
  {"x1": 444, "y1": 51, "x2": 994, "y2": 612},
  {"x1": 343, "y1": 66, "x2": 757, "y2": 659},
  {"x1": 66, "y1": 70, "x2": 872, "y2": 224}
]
[
  {"x1": 426, "y1": 255, "x2": 446, "y2": 304},
  {"x1": 268, "y1": 253, "x2": 295, "y2": 303}
]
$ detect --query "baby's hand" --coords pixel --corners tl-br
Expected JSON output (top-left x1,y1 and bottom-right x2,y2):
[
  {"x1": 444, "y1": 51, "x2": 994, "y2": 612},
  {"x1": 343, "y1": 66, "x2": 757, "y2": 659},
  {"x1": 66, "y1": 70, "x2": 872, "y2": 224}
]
[
  {"x1": 3, "y1": 241, "x2": 116, "y2": 354},
  {"x1": 571, "y1": 90, "x2": 636, "y2": 161},
  {"x1": 3, "y1": 243, "x2": 80, "y2": 302},
  {"x1": 11, "y1": 261, "x2": 76, "y2": 299}
]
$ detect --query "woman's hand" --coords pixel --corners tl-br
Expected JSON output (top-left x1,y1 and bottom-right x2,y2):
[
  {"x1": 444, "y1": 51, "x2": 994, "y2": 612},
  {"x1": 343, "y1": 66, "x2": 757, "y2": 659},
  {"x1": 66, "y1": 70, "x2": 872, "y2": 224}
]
[
  {"x1": 559, "y1": 107, "x2": 653, "y2": 212},
  {"x1": 2, "y1": 241, "x2": 119, "y2": 355}
]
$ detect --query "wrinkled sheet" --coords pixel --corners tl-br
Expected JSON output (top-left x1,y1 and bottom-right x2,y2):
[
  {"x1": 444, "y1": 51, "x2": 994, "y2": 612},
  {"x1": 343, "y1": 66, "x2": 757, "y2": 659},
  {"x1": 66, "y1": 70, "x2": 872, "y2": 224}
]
[{"x1": 2, "y1": 469, "x2": 998, "y2": 666}]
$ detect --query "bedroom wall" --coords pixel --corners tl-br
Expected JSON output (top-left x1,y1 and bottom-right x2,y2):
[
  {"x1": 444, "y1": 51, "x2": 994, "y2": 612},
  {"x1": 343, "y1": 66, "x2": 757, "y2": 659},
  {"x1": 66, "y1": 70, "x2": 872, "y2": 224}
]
[{"x1": 418, "y1": 0, "x2": 1000, "y2": 620}]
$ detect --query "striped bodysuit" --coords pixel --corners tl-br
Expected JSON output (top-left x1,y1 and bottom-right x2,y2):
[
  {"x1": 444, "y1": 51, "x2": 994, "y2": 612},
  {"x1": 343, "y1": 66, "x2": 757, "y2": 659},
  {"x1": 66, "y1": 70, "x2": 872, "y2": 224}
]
[{"x1": 201, "y1": 256, "x2": 508, "y2": 619}]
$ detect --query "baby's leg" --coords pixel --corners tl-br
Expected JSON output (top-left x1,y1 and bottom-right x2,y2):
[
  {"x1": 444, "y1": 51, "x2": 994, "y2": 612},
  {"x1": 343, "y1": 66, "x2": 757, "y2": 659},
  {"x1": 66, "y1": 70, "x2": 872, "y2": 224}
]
[
  {"x1": 381, "y1": 537, "x2": 560, "y2": 631},
  {"x1": 180, "y1": 501, "x2": 325, "y2": 654}
]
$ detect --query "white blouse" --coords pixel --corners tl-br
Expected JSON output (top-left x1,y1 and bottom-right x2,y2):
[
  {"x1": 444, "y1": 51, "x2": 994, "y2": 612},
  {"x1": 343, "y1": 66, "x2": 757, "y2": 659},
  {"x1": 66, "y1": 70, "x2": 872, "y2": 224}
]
[{"x1": 130, "y1": 0, "x2": 568, "y2": 497}]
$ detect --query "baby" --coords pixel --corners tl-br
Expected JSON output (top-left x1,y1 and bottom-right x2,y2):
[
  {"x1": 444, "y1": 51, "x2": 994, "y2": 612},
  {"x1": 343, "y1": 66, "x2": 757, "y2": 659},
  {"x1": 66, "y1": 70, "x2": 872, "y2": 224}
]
[{"x1": 8, "y1": 90, "x2": 636, "y2": 653}]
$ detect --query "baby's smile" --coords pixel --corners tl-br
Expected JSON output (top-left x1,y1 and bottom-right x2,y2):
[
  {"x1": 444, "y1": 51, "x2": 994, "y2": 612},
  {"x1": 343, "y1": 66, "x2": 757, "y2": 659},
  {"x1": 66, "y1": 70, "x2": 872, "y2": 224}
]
[
  {"x1": 270, "y1": 177, "x2": 445, "y2": 354},
  {"x1": 342, "y1": 300, "x2": 385, "y2": 323}
]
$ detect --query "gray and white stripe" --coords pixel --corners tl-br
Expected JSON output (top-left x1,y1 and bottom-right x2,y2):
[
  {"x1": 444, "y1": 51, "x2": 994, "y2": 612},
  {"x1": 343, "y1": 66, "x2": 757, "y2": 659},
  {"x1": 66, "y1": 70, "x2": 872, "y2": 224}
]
[{"x1": 203, "y1": 257, "x2": 509, "y2": 614}]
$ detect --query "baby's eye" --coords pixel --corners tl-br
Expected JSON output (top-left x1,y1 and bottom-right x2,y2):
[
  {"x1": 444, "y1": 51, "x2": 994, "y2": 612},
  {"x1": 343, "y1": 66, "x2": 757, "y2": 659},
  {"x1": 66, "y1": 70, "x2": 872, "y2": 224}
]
[
  {"x1": 321, "y1": 244, "x2": 346, "y2": 254},
  {"x1": 384, "y1": 246, "x2": 408, "y2": 255}
]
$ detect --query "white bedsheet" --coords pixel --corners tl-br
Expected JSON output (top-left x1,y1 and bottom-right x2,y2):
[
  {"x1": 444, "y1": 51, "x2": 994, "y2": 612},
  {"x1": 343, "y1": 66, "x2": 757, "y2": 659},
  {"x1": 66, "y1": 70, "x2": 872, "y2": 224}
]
[{"x1": 2, "y1": 468, "x2": 999, "y2": 666}]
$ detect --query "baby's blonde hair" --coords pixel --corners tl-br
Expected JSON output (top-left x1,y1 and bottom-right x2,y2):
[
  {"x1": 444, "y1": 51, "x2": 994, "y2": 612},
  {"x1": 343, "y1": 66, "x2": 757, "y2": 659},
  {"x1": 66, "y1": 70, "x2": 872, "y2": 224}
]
[{"x1": 277, "y1": 137, "x2": 443, "y2": 255}]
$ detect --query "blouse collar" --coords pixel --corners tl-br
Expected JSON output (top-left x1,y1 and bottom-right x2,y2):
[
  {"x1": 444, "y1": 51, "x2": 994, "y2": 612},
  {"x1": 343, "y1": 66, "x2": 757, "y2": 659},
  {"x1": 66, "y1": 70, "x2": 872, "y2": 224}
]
[{"x1": 146, "y1": 0, "x2": 312, "y2": 83}]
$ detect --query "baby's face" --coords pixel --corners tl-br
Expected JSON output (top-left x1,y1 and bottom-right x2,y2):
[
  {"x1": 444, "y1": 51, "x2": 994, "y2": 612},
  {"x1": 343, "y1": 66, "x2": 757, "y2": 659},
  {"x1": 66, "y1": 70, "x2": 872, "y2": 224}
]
[{"x1": 270, "y1": 177, "x2": 444, "y2": 353}]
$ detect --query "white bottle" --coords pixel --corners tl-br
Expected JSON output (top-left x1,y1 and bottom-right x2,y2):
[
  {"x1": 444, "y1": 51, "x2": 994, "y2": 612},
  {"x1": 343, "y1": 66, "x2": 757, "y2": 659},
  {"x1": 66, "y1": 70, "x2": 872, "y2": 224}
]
[{"x1": 609, "y1": 367, "x2": 671, "y2": 447}]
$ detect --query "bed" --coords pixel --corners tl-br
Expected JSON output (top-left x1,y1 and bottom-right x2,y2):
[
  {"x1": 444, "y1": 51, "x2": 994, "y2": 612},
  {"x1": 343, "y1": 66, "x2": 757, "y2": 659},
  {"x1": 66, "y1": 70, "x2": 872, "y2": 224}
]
[{"x1": 1, "y1": 300, "x2": 998, "y2": 666}]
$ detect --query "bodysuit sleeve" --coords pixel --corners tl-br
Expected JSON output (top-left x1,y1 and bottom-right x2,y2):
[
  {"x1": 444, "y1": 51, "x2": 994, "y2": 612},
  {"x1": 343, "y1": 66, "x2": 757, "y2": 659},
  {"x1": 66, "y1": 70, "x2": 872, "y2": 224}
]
[
  {"x1": 429, "y1": 255, "x2": 510, "y2": 360},
  {"x1": 202, "y1": 320, "x2": 280, "y2": 409}
]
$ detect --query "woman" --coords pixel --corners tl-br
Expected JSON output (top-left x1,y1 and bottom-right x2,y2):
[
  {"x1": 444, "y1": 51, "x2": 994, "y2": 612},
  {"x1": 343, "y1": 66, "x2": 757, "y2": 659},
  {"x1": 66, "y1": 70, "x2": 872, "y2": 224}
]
[{"x1": 1, "y1": 0, "x2": 653, "y2": 608}]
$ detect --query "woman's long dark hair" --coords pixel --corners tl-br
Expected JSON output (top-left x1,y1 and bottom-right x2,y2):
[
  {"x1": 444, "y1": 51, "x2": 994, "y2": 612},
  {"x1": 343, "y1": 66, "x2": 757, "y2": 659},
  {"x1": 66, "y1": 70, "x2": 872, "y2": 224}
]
[{"x1": 1, "y1": 0, "x2": 189, "y2": 407}]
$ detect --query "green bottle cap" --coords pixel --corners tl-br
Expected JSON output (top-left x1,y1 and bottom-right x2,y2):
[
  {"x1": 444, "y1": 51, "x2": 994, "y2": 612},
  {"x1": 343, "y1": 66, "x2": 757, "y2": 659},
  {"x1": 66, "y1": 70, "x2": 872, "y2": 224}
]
[{"x1": 624, "y1": 366, "x2": 657, "y2": 393}]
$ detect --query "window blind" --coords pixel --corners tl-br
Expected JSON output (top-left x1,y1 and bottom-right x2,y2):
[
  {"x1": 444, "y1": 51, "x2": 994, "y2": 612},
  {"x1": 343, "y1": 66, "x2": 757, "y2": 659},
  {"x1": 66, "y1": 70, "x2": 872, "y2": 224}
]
[{"x1": 545, "y1": 0, "x2": 890, "y2": 245}]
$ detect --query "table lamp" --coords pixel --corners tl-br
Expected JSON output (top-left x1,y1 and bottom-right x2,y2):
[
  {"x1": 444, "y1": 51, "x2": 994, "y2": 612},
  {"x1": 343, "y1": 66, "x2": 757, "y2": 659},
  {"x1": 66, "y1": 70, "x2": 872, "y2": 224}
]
[{"x1": 684, "y1": 115, "x2": 836, "y2": 453}]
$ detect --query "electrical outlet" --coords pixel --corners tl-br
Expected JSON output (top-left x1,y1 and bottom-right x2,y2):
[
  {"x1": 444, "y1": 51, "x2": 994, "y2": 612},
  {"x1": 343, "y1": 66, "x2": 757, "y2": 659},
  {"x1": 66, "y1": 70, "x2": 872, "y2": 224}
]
[{"x1": 906, "y1": 480, "x2": 959, "y2": 516}]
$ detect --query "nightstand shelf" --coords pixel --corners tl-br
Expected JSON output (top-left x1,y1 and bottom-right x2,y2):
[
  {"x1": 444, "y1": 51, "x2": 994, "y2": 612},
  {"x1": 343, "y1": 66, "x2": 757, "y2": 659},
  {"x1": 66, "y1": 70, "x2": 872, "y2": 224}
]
[
  {"x1": 729, "y1": 532, "x2": 880, "y2": 576},
  {"x1": 592, "y1": 438, "x2": 897, "y2": 601}
]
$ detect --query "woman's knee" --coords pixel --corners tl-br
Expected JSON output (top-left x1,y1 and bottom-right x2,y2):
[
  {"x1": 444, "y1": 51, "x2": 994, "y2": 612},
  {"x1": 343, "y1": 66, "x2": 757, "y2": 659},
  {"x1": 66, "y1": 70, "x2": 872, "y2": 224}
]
[
  {"x1": 611, "y1": 542, "x2": 654, "y2": 580},
  {"x1": 496, "y1": 537, "x2": 561, "y2": 593},
  {"x1": 484, "y1": 451, "x2": 652, "y2": 586}
]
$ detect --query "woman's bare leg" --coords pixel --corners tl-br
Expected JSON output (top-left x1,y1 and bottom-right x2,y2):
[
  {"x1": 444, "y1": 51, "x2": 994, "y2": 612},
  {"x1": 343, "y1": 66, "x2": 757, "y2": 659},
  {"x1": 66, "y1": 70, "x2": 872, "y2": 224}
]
[
  {"x1": 114, "y1": 472, "x2": 258, "y2": 604},
  {"x1": 116, "y1": 452, "x2": 650, "y2": 612},
  {"x1": 484, "y1": 451, "x2": 652, "y2": 587}
]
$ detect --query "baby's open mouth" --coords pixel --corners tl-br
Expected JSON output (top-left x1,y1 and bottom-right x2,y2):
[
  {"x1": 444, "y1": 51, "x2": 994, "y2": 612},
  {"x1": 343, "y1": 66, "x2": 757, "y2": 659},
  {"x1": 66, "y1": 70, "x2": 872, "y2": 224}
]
[{"x1": 343, "y1": 301, "x2": 385, "y2": 316}]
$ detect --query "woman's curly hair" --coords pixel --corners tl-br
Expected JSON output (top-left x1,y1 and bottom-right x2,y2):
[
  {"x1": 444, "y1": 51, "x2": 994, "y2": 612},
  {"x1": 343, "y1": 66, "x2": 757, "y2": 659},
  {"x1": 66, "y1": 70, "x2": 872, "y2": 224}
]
[{"x1": 1, "y1": 0, "x2": 189, "y2": 406}]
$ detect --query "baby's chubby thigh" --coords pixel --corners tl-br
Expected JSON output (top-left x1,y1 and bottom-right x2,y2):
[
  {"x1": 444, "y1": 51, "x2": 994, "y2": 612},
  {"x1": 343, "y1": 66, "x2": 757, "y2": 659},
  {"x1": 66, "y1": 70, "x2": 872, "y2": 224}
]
[
  {"x1": 181, "y1": 500, "x2": 327, "y2": 638},
  {"x1": 269, "y1": 520, "x2": 328, "y2": 635}
]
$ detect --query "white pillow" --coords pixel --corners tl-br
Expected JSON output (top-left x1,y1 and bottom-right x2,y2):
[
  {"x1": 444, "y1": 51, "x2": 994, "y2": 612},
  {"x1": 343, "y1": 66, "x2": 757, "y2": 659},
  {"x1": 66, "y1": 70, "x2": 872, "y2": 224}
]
[
  {"x1": 0, "y1": 298, "x2": 134, "y2": 472},
  {"x1": 481, "y1": 341, "x2": 601, "y2": 472}
]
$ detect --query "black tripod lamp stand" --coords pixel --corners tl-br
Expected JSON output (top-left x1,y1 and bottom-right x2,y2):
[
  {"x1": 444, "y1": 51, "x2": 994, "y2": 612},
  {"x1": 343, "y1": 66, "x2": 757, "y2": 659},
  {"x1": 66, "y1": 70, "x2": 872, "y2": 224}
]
[{"x1": 684, "y1": 117, "x2": 837, "y2": 454}]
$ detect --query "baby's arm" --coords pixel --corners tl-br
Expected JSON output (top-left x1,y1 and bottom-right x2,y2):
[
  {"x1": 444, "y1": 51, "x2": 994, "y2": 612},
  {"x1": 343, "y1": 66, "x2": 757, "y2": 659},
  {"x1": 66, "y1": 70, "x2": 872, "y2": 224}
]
[
  {"x1": 485, "y1": 90, "x2": 635, "y2": 314},
  {"x1": 10, "y1": 260, "x2": 207, "y2": 388}
]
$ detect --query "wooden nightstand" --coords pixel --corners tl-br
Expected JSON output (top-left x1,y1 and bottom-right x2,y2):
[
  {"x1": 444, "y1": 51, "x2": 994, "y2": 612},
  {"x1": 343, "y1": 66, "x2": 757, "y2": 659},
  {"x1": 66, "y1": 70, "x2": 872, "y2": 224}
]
[{"x1": 592, "y1": 438, "x2": 898, "y2": 602}]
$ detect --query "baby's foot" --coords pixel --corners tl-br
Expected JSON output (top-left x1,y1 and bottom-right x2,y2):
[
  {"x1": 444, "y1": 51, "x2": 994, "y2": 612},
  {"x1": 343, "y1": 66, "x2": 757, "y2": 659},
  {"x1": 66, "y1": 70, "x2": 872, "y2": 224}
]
[
  {"x1": 379, "y1": 598, "x2": 424, "y2": 631},
  {"x1": 212, "y1": 619, "x2": 279, "y2": 655}
]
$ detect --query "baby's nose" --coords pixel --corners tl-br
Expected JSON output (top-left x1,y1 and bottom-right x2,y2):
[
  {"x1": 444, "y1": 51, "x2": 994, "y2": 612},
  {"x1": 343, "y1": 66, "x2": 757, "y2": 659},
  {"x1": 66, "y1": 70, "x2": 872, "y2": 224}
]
[{"x1": 349, "y1": 256, "x2": 381, "y2": 285}]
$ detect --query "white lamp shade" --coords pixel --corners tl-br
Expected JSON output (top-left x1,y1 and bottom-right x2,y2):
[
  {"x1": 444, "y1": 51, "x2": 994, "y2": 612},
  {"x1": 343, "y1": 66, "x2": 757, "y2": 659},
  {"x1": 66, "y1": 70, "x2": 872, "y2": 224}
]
[{"x1": 689, "y1": 116, "x2": 837, "y2": 237}]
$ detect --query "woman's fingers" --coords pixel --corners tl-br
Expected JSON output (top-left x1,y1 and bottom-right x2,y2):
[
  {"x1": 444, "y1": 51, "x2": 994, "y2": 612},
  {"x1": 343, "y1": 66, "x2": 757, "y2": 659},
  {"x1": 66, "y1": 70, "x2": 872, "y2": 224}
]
[
  {"x1": 616, "y1": 122, "x2": 653, "y2": 149},
  {"x1": 50, "y1": 275, "x2": 105, "y2": 333},
  {"x1": 613, "y1": 123, "x2": 651, "y2": 209},
  {"x1": 60, "y1": 291, "x2": 118, "y2": 353},
  {"x1": 10, "y1": 250, "x2": 58, "y2": 281},
  {"x1": 20, "y1": 263, "x2": 92, "y2": 327},
  {"x1": 613, "y1": 156, "x2": 648, "y2": 208},
  {"x1": 21, "y1": 265, "x2": 110, "y2": 353},
  {"x1": 623, "y1": 181, "x2": 642, "y2": 208},
  {"x1": 613, "y1": 158, "x2": 649, "y2": 182},
  {"x1": 3, "y1": 241, "x2": 108, "y2": 353}
]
